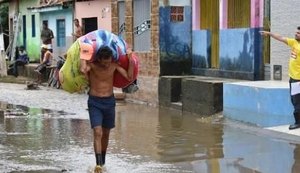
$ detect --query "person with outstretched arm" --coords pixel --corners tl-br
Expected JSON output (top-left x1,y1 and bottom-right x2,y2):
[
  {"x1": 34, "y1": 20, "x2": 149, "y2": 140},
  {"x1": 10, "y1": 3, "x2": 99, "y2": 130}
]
[{"x1": 260, "y1": 27, "x2": 300, "y2": 130}]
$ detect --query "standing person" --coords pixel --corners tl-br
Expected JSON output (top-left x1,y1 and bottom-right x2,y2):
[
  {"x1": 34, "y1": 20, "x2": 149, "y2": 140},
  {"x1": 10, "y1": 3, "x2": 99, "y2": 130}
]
[
  {"x1": 40, "y1": 22, "x2": 54, "y2": 63},
  {"x1": 72, "y1": 18, "x2": 83, "y2": 41},
  {"x1": 260, "y1": 27, "x2": 300, "y2": 130},
  {"x1": 80, "y1": 46, "x2": 134, "y2": 173}
]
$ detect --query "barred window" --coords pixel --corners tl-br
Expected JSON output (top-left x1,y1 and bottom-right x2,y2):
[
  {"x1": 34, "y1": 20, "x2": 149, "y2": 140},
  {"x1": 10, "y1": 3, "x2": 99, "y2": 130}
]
[{"x1": 170, "y1": 6, "x2": 184, "y2": 22}]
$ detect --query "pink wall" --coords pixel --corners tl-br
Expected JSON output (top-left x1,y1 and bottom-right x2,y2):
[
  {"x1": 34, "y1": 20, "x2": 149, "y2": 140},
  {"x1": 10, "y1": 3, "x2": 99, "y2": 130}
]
[
  {"x1": 220, "y1": 0, "x2": 228, "y2": 29},
  {"x1": 222, "y1": 0, "x2": 263, "y2": 29},
  {"x1": 192, "y1": 0, "x2": 200, "y2": 30},
  {"x1": 75, "y1": 0, "x2": 111, "y2": 32},
  {"x1": 193, "y1": 0, "x2": 264, "y2": 30},
  {"x1": 251, "y1": 0, "x2": 263, "y2": 27},
  {"x1": 193, "y1": 0, "x2": 228, "y2": 30}
]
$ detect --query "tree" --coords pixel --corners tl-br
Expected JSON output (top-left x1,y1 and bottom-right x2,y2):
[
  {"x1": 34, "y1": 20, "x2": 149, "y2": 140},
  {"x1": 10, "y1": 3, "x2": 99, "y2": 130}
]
[
  {"x1": 0, "y1": 2, "x2": 8, "y2": 34},
  {"x1": 0, "y1": 2, "x2": 8, "y2": 51}
]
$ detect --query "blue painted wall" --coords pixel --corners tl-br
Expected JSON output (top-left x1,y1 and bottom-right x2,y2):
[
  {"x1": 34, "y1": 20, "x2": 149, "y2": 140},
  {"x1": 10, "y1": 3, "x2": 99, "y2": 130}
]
[
  {"x1": 219, "y1": 28, "x2": 263, "y2": 79},
  {"x1": 192, "y1": 27, "x2": 263, "y2": 80},
  {"x1": 223, "y1": 82, "x2": 294, "y2": 127},
  {"x1": 159, "y1": 6, "x2": 192, "y2": 75},
  {"x1": 192, "y1": 30, "x2": 211, "y2": 68}
]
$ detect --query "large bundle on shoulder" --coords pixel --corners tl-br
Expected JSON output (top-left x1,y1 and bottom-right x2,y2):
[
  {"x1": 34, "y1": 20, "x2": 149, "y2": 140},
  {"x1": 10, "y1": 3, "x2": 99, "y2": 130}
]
[{"x1": 59, "y1": 30, "x2": 138, "y2": 93}]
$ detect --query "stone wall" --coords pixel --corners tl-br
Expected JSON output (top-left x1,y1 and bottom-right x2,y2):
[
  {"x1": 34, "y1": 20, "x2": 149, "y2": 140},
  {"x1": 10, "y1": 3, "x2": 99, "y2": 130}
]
[
  {"x1": 111, "y1": 0, "x2": 160, "y2": 105},
  {"x1": 159, "y1": 76, "x2": 229, "y2": 116}
]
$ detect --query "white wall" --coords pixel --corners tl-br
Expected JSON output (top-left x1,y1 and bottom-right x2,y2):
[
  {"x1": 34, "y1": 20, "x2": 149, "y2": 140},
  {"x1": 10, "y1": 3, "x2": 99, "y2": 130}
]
[
  {"x1": 159, "y1": 0, "x2": 191, "y2": 6},
  {"x1": 270, "y1": 0, "x2": 300, "y2": 81}
]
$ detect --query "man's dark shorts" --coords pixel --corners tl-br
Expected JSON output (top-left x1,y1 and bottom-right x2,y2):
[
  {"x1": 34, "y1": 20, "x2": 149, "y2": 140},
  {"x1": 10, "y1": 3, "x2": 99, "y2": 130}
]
[{"x1": 88, "y1": 94, "x2": 116, "y2": 129}]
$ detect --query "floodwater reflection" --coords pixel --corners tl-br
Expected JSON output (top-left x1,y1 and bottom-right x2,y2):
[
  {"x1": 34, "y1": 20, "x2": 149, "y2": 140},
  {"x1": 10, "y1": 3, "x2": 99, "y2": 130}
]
[{"x1": 0, "y1": 102, "x2": 300, "y2": 173}]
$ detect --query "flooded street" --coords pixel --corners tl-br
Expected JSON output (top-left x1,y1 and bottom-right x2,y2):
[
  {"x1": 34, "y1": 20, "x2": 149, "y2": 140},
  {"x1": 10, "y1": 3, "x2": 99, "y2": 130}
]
[
  {"x1": 0, "y1": 83, "x2": 300, "y2": 173},
  {"x1": 1, "y1": 103, "x2": 300, "y2": 173}
]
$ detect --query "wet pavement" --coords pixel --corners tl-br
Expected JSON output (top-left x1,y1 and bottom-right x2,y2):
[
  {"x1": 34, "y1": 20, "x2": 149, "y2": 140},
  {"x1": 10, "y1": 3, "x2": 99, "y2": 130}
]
[{"x1": 0, "y1": 83, "x2": 300, "y2": 173}]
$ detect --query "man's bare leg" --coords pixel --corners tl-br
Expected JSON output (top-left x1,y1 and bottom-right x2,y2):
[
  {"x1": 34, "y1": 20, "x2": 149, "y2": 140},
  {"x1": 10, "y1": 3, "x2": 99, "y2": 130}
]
[
  {"x1": 93, "y1": 126, "x2": 103, "y2": 172},
  {"x1": 101, "y1": 127, "x2": 111, "y2": 165}
]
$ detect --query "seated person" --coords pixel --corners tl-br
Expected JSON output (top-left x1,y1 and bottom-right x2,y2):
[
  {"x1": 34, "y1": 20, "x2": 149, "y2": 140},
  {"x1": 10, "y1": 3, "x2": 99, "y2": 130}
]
[
  {"x1": 7, "y1": 46, "x2": 29, "y2": 77},
  {"x1": 40, "y1": 44, "x2": 53, "y2": 63},
  {"x1": 34, "y1": 46, "x2": 53, "y2": 84}
]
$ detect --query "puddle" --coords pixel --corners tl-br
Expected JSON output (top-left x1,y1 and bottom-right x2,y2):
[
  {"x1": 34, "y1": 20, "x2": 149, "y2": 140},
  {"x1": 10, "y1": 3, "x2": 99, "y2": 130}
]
[{"x1": 0, "y1": 102, "x2": 300, "y2": 173}]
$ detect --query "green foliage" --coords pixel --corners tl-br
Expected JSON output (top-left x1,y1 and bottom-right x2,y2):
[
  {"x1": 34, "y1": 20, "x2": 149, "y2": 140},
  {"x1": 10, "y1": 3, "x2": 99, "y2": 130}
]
[{"x1": 0, "y1": 3, "x2": 9, "y2": 33}]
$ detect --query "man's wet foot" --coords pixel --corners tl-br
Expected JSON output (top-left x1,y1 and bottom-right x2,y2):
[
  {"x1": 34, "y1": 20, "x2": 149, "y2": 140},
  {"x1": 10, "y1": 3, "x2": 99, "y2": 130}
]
[
  {"x1": 289, "y1": 123, "x2": 300, "y2": 130},
  {"x1": 94, "y1": 165, "x2": 102, "y2": 173}
]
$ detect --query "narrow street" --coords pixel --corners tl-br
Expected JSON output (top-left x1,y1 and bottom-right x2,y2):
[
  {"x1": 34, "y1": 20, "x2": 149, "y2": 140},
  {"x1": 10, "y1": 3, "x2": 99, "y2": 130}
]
[{"x1": 0, "y1": 83, "x2": 300, "y2": 173}]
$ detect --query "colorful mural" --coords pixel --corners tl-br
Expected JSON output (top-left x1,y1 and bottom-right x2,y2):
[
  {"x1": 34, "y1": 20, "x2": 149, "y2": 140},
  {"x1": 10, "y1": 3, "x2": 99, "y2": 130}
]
[{"x1": 159, "y1": 6, "x2": 192, "y2": 75}]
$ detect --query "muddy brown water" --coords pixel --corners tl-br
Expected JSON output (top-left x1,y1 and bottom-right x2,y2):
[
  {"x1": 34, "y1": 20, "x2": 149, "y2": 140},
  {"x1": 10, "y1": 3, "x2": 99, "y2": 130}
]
[{"x1": 1, "y1": 102, "x2": 300, "y2": 173}]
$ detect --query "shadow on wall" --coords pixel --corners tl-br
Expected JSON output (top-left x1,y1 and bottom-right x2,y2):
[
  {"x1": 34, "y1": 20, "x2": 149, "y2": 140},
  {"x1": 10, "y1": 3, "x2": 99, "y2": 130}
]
[
  {"x1": 159, "y1": 6, "x2": 192, "y2": 76},
  {"x1": 160, "y1": 59, "x2": 192, "y2": 75},
  {"x1": 219, "y1": 29, "x2": 255, "y2": 72},
  {"x1": 192, "y1": 44, "x2": 211, "y2": 69},
  {"x1": 192, "y1": 54, "x2": 207, "y2": 68},
  {"x1": 192, "y1": 30, "x2": 212, "y2": 69}
]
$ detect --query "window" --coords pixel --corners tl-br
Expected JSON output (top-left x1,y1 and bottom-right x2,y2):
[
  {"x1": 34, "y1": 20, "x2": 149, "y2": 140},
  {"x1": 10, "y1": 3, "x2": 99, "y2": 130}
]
[
  {"x1": 118, "y1": 0, "x2": 125, "y2": 38},
  {"x1": 32, "y1": 15, "x2": 35, "y2": 37},
  {"x1": 133, "y1": 0, "x2": 151, "y2": 51},
  {"x1": 56, "y1": 19, "x2": 65, "y2": 47},
  {"x1": 170, "y1": 6, "x2": 184, "y2": 22}
]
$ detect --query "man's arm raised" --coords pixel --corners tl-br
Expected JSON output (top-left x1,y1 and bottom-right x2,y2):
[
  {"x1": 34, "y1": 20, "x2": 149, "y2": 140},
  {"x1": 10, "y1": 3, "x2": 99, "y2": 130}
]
[{"x1": 260, "y1": 31, "x2": 288, "y2": 44}]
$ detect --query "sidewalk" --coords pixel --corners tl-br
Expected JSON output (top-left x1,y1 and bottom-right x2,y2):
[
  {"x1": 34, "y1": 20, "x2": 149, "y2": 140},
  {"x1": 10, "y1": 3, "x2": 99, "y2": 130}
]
[
  {"x1": 267, "y1": 125, "x2": 300, "y2": 137},
  {"x1": 224, "y1": 80, "x2": 300, "y2": 137}
]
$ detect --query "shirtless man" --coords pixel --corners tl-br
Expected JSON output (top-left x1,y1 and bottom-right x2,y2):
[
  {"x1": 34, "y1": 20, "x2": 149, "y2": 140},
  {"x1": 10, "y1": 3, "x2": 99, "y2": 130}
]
[
  {"x1": 34, "y1": 46, "x2": 53, "y2": 84},
  {"x1": 72, "y1": 19, "x2": 83, "y2": 41},
  {"x1": 80, "y1": 46, "x2": 133, "y2": 173}
]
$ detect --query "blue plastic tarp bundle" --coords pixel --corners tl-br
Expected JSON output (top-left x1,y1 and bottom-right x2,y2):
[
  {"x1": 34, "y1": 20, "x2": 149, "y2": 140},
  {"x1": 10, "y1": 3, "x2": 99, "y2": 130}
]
[{"x1": 78, "y1": 29, "x2": 127, "y2": 62}]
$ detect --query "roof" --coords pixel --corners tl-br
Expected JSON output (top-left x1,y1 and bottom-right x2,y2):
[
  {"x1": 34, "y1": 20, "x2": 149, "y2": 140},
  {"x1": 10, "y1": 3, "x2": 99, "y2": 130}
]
[{"x1": 28, "y1": 0, "x2": 73, "y2": 12}]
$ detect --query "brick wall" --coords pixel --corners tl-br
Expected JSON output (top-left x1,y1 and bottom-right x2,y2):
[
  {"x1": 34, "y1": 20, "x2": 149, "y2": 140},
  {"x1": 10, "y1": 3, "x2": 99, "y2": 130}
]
[
  {"x1": 270, "y1": 0, "x2": 300, "y2": 81},
  {"x1": 112, "y1": 0, "x2": 160, "y2": 105}
]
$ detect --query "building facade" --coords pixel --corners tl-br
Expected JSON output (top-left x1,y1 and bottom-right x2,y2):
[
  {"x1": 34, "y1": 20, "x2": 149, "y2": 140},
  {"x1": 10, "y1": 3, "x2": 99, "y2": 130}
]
[
  {"x1": 112, "y1": 0, "x2": 160, "y2": 104},
  {"x1": 192, "y1": 0, "x2": 266, "y2": 81},
  {"x1": 74, "y1": 0, "x2": 111, "y2": 34},
  {"x1": 270, "y1": 0, "x2": 299, "y2": 81},
  {"x1": 28, "y1": 0, "x2": 74, "y2": 59}
]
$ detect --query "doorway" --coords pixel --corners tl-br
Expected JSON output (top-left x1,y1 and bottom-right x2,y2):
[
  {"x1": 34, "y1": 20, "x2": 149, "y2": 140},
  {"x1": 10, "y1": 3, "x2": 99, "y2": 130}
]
[
  {"x1": 82, "y1": 17, "x2": 98, "y2": 34},
  {"x1": 22, "y1": 15, "x2": 26, "y2": 48}
]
